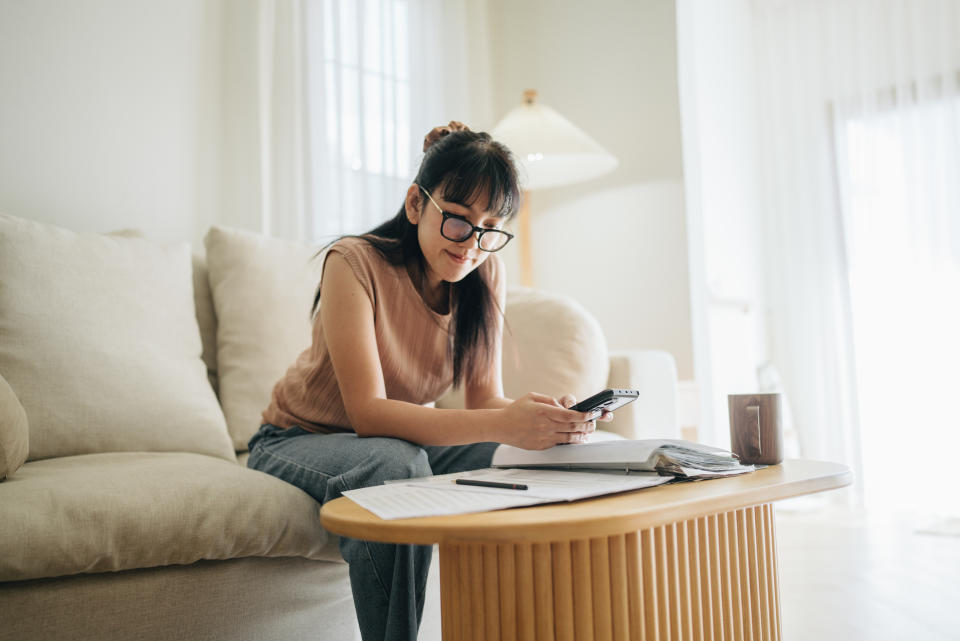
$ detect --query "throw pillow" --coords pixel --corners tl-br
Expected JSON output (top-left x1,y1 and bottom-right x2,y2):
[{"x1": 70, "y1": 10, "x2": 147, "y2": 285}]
[
  {"x1": 0, "y1": 373, "x2": 29, "y2": 479},
  {"x1": 107, "y1": 229, "x2": 218, "y2": 393},
  {"x1": 192, "y1": 252, "x2": 219, "y2": 393},
  {"x1": 0, "y1": 213, "x2": 234, "y2": 461},
  {"x1": 204, "y1": 226, "x2": 323, "y2": 451},
  {"x1": 437, "y1": 287, "x2": 610, "y2": 410}
]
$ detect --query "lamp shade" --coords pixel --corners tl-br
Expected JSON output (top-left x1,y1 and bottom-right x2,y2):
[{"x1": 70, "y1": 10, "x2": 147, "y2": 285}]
[{"x1": 490, "y1": 90, "x2": 618, "y2": 190}]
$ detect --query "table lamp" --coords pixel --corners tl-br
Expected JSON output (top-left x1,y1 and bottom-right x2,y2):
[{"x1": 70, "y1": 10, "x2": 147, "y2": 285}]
[{"x1": 491, "y1": 89, "x2": 618, "y2": 285}]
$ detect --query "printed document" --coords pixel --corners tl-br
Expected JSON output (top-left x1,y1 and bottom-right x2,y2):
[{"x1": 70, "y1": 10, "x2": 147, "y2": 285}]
[{"x1": 342, "y1": 468, "x2": 672, "y2": 520}]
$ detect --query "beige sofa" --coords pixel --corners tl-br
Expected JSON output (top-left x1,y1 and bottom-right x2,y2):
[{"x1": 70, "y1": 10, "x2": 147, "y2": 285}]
[{"x1": 0, "y1": 214, "x2": 679, "y2": 641}]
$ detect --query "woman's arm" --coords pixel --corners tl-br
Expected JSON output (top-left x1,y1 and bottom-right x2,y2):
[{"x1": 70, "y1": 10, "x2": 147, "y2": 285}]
[{"x1": 321, "y1": 253, "x2": 595, "y2": 449}]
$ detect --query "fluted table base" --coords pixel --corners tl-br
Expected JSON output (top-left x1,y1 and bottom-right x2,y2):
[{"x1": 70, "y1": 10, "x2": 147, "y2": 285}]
[{"x1": 439, "y1": 503, "x2": 781, "y2": 641}]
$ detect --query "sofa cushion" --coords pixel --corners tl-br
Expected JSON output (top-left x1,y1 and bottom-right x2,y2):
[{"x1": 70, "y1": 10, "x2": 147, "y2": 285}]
[
  {"x1": 204, "y1": 226, "x2": 322, "y2": 451},
  {"x1": 192, "y1": 251, "x2": 219, "y2": 393},
  {"x1": 0, "y1": 373, "x2": 29, "y2": 480},
  {"x1": 0, "y1": 452, "x2": 340, "y2": 582},
  {"x1": 108, "y1": 228, "x2": 219, "y2": 394},
  {"x1": 0, "y1": 214, "x2": 234, "y2": 462},
  {"x1": 438, "y1": 287, "x2": 610, "y2": 409}
]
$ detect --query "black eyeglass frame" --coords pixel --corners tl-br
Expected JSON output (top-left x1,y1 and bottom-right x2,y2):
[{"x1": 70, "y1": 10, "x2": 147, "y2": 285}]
[{"x1": 417, "y1": 185, "x2": 515, "y2": 253}]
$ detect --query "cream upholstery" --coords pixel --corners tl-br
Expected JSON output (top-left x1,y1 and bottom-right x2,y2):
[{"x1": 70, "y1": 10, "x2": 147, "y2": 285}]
[
  {"x1": 0, "y1": 452, "x2": 341, "y2": 583},
  {"x1": 0, "y1": 214, "x2": 234, "y2": 462},
  {"x1": 0, "y1": 557, "x2": 360, "y2": 641},
  {"x1": 110, "y1": 228, "x2": 219, "y2": 393},
  {"x1": 204, "y1": 226, "x2": 323, "y2": 451},
  {"x1": 501, "y1": 287, "x2": 610, "y2": 401},
  {"x1": 607, "y1": 348, "x2": 680, "y2": 439},
  {"x1": 437, "y1": 287, "x2": 610, "y2": 413},
  {"x1": 0, "y1": 373, "x2": 29, "y2": 479},
  {"x1": 193, "y1": 252, "x2": 220, "y2": 393}
]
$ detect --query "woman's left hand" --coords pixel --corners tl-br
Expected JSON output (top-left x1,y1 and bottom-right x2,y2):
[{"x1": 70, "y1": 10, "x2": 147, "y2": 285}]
[{"x1": 558, "y1": 394, "x2": 613, "y2": 437}]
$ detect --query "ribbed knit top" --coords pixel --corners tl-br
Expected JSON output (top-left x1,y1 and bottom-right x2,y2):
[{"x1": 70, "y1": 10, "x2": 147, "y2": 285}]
[{"x1": 261, "y1": 236, "x2": 503, "y2": 433}]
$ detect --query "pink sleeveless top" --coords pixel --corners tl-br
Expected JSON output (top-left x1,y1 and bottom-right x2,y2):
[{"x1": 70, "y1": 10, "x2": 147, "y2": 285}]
[{"x1": 261, "y1": 236, "x2": 504, "y2": 433}]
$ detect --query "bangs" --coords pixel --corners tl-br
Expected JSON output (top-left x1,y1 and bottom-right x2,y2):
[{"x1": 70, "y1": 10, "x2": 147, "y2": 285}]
[{"x1": 437, "y1": 151, "x2": 520, "y2": 220}]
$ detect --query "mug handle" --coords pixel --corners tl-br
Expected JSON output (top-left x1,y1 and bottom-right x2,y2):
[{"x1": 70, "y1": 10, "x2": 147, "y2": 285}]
[{"x1": 746, "y1": 404, "x2": 762, "y2": 458}]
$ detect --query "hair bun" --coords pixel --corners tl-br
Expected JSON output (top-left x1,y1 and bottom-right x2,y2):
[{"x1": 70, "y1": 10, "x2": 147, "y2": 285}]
[{"x1": 422, "y1": 120, "x2": 471, "y2": 152}]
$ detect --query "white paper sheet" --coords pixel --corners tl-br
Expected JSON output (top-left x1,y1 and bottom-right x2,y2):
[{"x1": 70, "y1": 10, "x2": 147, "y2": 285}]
[{"x1": 343, "y1": 468, "x2": 672, "y2": 520}]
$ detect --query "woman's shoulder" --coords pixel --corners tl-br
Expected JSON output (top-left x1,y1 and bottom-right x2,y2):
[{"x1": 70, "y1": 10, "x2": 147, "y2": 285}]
[
  {"x1": 328, "y1": 235, "x2": 395, "y2": 268},
  {"x1": 329, "y1": 234, "x2": 378, "y2": 256},
  {"x1": 326, "y1": 235, "x2": 404, "y2": 290}
]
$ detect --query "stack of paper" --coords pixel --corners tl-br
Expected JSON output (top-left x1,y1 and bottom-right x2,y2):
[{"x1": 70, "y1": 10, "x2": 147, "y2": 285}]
[{"x1": 492, "y1": 439, "x2": 754, "y2": 479}]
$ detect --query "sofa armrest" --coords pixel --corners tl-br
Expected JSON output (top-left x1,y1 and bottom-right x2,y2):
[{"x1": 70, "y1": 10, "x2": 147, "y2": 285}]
[{"x1": 603, "y1": 349, "x2": 680, "y2": 440}]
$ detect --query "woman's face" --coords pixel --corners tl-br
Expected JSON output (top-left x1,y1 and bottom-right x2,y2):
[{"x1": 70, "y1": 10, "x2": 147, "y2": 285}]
[{"x1": 406, "y1": 184, "x2": 504, "y2": 289}]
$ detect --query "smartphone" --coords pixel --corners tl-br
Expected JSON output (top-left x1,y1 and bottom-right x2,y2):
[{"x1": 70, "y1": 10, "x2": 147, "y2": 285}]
[{"x1": 569, "y1": 388, "x2": 639, "y2": 414}]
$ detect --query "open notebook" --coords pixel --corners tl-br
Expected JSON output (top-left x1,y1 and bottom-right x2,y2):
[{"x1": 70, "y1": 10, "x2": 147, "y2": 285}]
[{"x1": 492, "y1": 438, "x2": 755, "y2": 478}]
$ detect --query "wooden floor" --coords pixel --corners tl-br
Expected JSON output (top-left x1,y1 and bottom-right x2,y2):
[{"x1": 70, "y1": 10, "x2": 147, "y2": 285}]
[{"x1": 776, "y1": 497, "x2": 960, "y2": 641}]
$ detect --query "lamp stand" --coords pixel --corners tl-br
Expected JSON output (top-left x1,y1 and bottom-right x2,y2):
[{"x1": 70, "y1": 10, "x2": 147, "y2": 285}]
[{"x1": 518, "y1": 190, "x2": 533, "y2": 287}]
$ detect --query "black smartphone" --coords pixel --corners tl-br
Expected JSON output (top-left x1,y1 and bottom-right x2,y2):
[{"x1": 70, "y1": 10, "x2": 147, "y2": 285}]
[{"x1": 569, "y1": 388, "x2": 639, "y2": 414}]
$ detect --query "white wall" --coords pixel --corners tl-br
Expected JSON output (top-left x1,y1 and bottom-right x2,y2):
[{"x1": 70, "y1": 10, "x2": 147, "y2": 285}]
[
  {"x1": 484, "y1": 0, "x2": 695, "y2": 381},
  {"x1": 218, "y1": 0, "x2": 262, "y2": 236},
  {"x1": 676, "y1": 0, "x2": 766, "y2": 445},
  {"x1": 0, "y1": 0, "x2": 221, "y2": 246},
  {"x1": 0, "y1": 0, "x2": 697, "y2": 389}
]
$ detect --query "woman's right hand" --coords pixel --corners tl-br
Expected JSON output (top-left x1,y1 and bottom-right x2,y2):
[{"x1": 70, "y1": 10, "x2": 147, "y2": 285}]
[{"x1": 495, "y1": 393, "x2": 598, "y2": 450}]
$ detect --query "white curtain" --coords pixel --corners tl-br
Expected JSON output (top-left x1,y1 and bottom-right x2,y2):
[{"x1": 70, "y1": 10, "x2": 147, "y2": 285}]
[
  {"x1": 753, "y1": 0, "x2": 960, "y2": 515},
  {"x1": 248, "y1": 0, "x2": 492, "y2": 244}
]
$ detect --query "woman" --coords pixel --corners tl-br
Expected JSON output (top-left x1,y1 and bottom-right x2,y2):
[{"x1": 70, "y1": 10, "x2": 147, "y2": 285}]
[{"x1": 247, "y1": 122, "x2": 610, "y2": 641}]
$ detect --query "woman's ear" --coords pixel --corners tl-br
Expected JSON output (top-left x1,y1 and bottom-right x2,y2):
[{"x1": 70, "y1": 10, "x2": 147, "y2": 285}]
[{"x1": 405, "y1": 184, "x2": 422, "y2": 225}]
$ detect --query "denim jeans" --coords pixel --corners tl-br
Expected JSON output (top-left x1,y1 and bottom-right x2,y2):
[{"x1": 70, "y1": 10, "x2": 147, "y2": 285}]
[{"x1": 247, "y1": 424, "x2": 498, "y2": 641}]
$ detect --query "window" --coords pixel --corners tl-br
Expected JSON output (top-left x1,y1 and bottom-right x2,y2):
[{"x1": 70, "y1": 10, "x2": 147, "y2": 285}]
[
  {"x1": 837, "y1": 92, "x2": 960, "y2": 517},
  {"x1": 305, "y1": 0, "x2": 412, "y2": 240}
]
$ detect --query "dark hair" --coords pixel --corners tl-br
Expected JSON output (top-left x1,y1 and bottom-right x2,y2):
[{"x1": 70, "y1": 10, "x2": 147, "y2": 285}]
[{"x1": 313, "y1": 129, "x2": 521, "y2": 388}]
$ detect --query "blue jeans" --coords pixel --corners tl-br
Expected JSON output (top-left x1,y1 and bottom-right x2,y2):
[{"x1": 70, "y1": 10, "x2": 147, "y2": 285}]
[{"x1": 247, "y1": 424, "x2": 498, "y2": 641}]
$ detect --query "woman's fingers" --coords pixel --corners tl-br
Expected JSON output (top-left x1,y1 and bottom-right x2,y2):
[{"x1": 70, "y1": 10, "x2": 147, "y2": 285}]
[
  {"x1": 524, "y1": 393, "x2": 598, "y2": 429},
  {"x1": 537, "y1": 392, "x2": 603, "y2": 446},
  {"x1": 554, "y1": 420, "x2": 596, "y2": 438},
  {"x1": 542, "y1": 403, "x2": 595, "y2": 425},
  {"x1": 559, "y1": 429, "x2": 590, "y2": 443},
  {"x1": 518, "y1": 393, "x2": 599, "y2": 447}
]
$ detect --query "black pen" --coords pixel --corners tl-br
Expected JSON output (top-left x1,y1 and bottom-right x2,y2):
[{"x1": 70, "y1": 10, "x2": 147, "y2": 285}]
[{"x1": 455, "y1": 478, "x2": 528, "y2": 491}]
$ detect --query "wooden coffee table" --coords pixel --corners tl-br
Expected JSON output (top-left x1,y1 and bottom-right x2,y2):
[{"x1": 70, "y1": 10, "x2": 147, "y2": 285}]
[{"x1": 321, "y1": 459, "x2": 851, "y2": 641}]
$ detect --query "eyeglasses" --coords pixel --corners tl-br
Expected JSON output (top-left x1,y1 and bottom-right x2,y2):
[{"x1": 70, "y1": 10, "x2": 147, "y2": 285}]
[{"x1": 418, "y1": 185, "x2": 514, "y2": 252}]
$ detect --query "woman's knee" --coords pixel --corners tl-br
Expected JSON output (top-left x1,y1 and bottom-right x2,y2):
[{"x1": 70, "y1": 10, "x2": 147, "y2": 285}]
[
  {"x1": 320, "y1": 436, "x2": 433, "y2": 500},
  {"x1": 360, "y1": 437, "x2": 432, "y2": 483}
]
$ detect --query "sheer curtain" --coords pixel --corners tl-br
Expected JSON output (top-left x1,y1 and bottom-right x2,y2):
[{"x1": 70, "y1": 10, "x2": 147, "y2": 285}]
[
  {"x1": 753, "y1": 0, "x2": 960, "y2": 515},
  {"x1": 247, "y1": 0, "x2": 492, "y2": 243}
]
